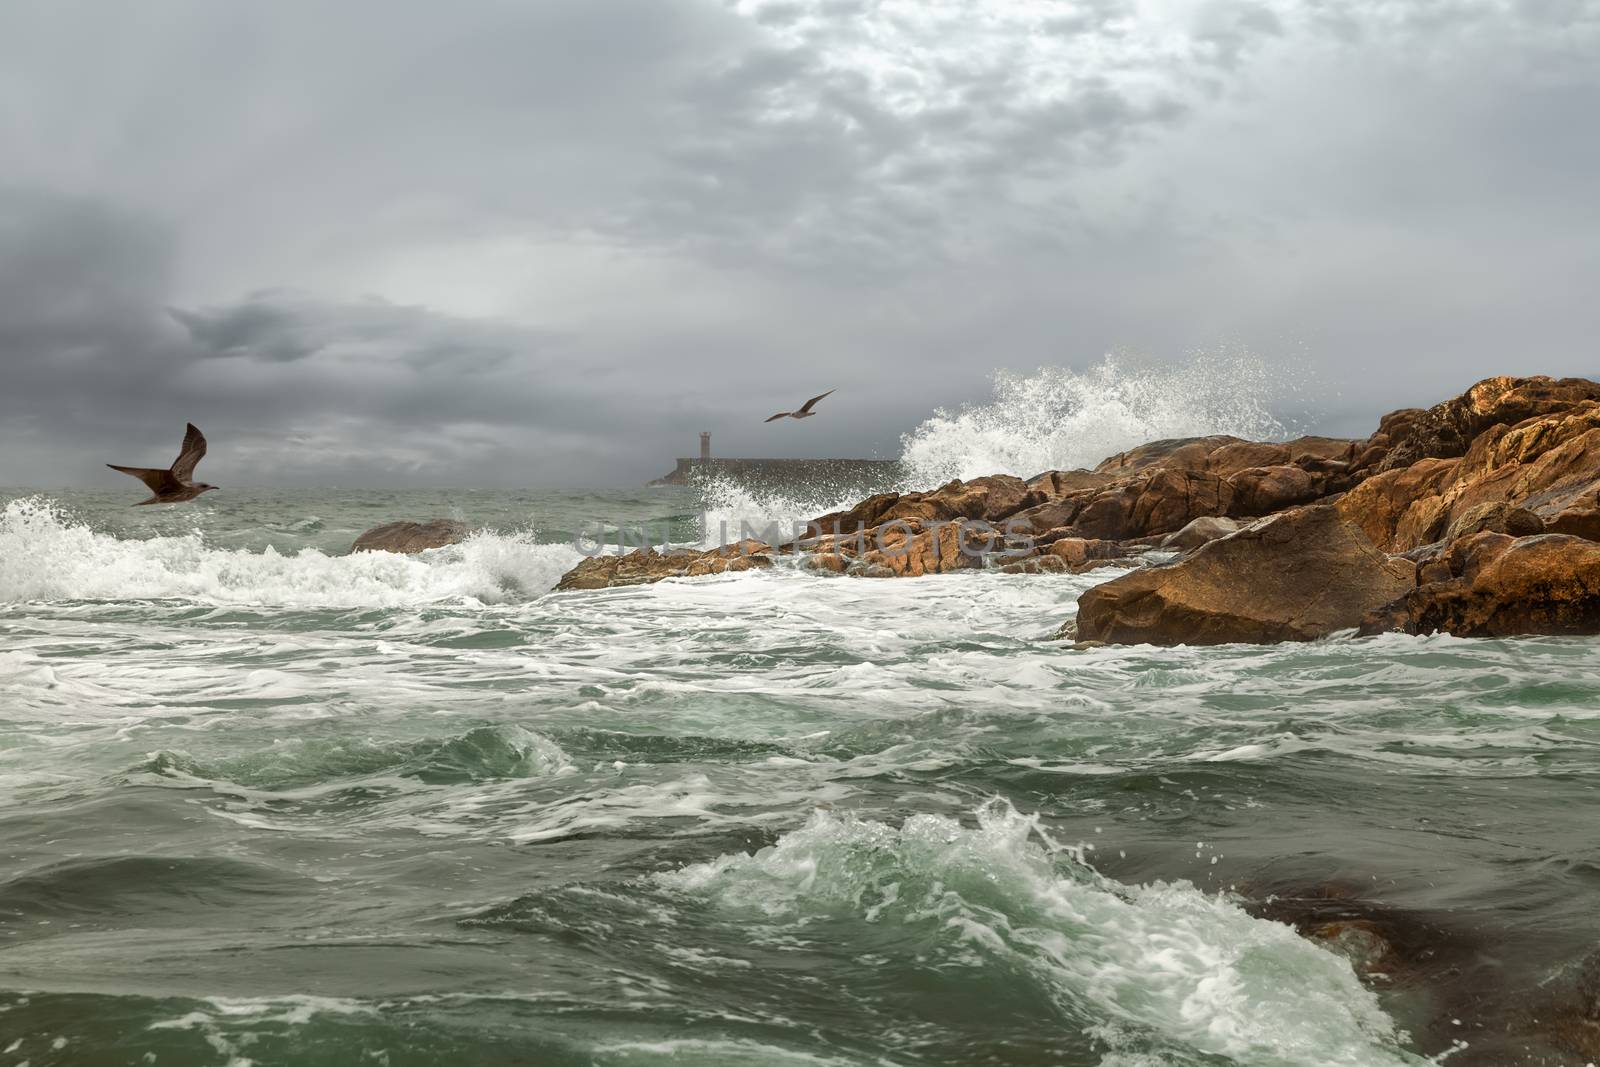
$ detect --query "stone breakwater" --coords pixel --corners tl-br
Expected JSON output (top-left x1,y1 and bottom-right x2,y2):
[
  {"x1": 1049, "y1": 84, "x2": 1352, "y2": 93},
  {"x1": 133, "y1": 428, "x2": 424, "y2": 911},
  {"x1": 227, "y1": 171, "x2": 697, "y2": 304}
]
[{"x1": 556, "y1": 374, "x2": 1600, "y2": 643}]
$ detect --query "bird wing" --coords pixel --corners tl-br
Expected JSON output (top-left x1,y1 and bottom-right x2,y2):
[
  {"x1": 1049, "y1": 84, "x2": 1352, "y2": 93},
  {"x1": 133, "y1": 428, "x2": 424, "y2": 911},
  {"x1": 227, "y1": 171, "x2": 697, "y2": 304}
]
[
  {"x1": 797, "y1": 389, "x2": 835, "y2": 414},
  {"x1": 170, "y1": 423, "x2": 207, "y2": 482},
  {"x1": 765, "y1": 412, "x2": 792, "y2": 423},
  {"x1": 108, "y1": 464, "x2": 180, "y2": 494}
]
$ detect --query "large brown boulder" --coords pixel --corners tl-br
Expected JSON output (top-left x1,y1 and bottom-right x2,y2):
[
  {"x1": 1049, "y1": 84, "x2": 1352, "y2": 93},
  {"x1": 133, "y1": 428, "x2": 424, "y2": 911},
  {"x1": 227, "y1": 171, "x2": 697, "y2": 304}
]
[
  {"x1": 352, "y1": 519, "x2": 471, "y2": 554},
  {"x1": 1360, "y1": 532, "x2": 1600, "y2": 637},
  {"x1": 1070, "y1": 505, "x2": 1414, "y2": 645},
  {"x1": 556, "y1": 541, "x2": 771, "y2": 590}
]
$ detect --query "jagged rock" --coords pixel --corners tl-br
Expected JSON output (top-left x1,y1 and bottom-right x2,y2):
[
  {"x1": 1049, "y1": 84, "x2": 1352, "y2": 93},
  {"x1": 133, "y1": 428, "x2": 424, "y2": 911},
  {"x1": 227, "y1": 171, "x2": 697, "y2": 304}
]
[
  {"x1": 1161, "y1": 516, "x2": 1244, "y2": 551},
  {"x1": 1334, "y1": 457, "x2": 1462, "y2": 552},
  {"x1": 1338, "y1": 390, "x2": 1600, "y2": 552},
  {"x1": 1025, "y1": 469, "x2": 1113, "y2": 497},
  {"x1": 1093, "y1": 435, "x2": 1247, "y2": 476},
  {"x1": 853, "y1": 519, "x2": 1002, "y2": 577},
  {"x1": 556, "y1": 541, "x2": 771, "y2": 590},
  {"x1": 1361, "y1": 375, "x2": 1600, "y2": 475},
  {"x1": 1225, "y1": 464, "x2": 1322, "y2": 516},
  {"x1": 1441, "y1": 501, "x2": 1544, "y2": 543},
  {"x1": 351, "y1": 519, "x2": 471, "y2": 554},
  {"x1": 805, "y1": 475, "x2": 1039, "y2": 538},
  {"x1": 1071, "y1": 506, "x2": 1414, "y2": 645},
  {"x1": 1360, "y1": 532, "x2": 1600, "y2": 637},
  {"x1": 1094, "y1": 435, "x2": 1359, "y2": 479}
]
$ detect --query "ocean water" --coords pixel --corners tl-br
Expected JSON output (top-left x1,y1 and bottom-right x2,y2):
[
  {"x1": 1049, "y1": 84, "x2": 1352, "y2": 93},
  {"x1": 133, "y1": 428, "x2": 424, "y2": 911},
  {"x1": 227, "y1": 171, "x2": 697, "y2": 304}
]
[{"x1": 3, "y1": 364, "x2": 1599, "y2": 1066}]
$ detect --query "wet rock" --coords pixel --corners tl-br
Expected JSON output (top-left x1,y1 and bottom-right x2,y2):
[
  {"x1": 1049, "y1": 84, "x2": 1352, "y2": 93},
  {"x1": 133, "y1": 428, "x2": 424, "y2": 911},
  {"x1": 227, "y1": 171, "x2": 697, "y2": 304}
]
[
  {"x1": 1001, "y1": 555, "x2": 1072, "y2": 575},
  {"x1": 1161, "y1": 516, "x2": 1244, "y2": 551},
  {"x1": 556, "y1": 540, "x2": 772, "y2": 590},
  {"x1": 800, "y1": 552, "x2": 849, "y2": 574},
  {"x1": 351, "y1": 519, "x2": 471, "y2": 554},
  {"x1": 1072, "y1": 505, "x2": 1415, "y2": 645},
  {"x1": 1360, "y1": 532, "x2": 1600, "y2": 637}
]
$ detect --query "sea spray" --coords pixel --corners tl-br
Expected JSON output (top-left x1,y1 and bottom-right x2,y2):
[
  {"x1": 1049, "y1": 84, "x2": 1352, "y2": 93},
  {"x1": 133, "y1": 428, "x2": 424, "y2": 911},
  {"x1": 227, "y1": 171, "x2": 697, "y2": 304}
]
[{"x1": 899, "y1": 353, "x2": 1289, "y2": 487}]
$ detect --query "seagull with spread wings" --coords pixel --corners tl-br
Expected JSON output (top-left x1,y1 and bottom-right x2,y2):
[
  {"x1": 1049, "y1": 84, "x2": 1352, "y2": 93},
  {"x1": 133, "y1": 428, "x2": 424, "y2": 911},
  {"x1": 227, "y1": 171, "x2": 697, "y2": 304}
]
[
  {"x1": 765, "y1": 389, "x2": 835, "y2": 423},
  {"x1": 107, "y1": 423, "x2": 219, "y2": 505}
]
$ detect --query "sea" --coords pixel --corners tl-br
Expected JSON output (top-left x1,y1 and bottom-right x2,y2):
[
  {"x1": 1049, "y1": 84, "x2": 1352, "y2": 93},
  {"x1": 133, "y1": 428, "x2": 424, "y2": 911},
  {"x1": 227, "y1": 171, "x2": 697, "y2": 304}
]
[{"x1": 2, "y1": 359, "x2": 1597, "y2": 1066}]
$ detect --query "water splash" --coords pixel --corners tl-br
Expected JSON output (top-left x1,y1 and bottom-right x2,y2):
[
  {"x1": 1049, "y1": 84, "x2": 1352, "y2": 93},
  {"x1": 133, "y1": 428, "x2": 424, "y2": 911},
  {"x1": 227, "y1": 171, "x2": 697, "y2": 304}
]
[
  {"x1": 693, "y1": 353, "x2": 1292, "y2": 541},
  {"x1": 899, "y1": 353, "x2": 1289, "y2": 487}
]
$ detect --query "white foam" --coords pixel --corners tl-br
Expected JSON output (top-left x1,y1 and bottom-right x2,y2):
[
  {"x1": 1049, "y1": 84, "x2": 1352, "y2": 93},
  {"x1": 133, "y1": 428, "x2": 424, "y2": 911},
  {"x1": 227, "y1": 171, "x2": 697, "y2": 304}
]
[
  {"x1": 660, "y1": 802, "x2": 1422, "y2": 1066},
  {"x1": 0, "y1": 497, "x2": 581, "y2": 607}
]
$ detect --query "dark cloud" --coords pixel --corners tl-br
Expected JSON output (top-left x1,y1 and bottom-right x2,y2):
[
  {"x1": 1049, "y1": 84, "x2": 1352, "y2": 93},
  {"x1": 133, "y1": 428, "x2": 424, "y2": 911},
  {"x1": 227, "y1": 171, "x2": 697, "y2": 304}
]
[{"x1": 0, "y1": 0, "x2": 1597, "y2": 488}]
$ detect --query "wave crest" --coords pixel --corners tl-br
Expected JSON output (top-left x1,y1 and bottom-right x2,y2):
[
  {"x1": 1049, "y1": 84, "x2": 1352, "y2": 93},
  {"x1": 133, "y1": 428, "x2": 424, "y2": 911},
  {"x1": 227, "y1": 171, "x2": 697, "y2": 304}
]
[{"x1": 660, "y1": 801, "x2": 1417, "y2": 1066}]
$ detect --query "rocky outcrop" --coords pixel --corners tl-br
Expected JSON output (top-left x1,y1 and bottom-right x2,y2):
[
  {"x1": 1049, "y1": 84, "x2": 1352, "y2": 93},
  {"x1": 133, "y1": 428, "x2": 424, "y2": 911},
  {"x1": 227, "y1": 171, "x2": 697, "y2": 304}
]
[
  {"x1": 552, "y1": 373, "x2": 1600, "y2": 637},
  {"x1": 1070, "y1": 506, "x2": 1415, "y2": 645},
  {"x1": 556, "y1": 541, "x2": 772, "y2": 590},
  {"x1": 1360, "y1": 532, "x2": 1600, "y2": 637},
  {"x1": 352, "y1": 519, "x2": 471, "y2": 554},
  {"x1": 1357, "y1": 375, "x2": 1600, "y2": 476}
]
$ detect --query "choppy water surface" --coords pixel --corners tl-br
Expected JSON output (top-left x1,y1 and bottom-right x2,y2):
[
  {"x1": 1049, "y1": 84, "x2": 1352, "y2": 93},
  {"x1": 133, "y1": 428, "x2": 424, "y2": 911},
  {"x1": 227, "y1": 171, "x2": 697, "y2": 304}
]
[{"x1": 2, "y1": 483, "x2": 1598, "y2": 1067}]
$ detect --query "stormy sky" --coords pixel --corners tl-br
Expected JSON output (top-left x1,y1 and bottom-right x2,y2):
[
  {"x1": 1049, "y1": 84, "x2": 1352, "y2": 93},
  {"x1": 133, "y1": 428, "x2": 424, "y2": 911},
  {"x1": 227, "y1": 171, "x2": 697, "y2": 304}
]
[{"x1": 3, "y1": 0, "x2": 1597, "y2": 487}]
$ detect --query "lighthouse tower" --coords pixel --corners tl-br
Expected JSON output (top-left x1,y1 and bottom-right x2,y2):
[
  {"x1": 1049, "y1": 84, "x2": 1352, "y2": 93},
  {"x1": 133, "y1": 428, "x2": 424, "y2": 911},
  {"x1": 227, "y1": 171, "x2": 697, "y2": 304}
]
[{"x1": 700, "y1": 432, "x2": 712, "y2": 464}]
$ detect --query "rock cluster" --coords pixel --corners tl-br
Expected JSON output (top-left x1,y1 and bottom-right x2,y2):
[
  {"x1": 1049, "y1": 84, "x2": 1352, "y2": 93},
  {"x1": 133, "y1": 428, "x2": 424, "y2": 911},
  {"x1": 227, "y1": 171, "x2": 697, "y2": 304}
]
[{"x1": 553, "y1": 375, "x2": 1600, "y2": 642}]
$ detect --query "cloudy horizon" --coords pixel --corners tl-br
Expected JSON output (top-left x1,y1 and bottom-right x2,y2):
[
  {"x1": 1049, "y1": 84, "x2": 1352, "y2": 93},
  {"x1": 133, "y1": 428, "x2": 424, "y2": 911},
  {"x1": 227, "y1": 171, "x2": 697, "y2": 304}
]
[{"x1": 3, "y1": 0, "x2": 1597, "y2": 488}]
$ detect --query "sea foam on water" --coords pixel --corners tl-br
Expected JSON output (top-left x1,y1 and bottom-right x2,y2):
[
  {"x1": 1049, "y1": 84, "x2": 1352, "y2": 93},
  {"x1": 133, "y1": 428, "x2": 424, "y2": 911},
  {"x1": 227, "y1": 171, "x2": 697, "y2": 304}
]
[{"x1": 0, "y1": 496, "x2": 581, "y2": 607}]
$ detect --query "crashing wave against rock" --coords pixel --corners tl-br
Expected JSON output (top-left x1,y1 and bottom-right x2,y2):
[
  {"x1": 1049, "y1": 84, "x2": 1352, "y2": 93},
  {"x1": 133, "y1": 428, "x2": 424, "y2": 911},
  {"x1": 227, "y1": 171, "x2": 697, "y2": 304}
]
[{"x1": 555, "y1": 374, "x2": 1600, "y2": 643}]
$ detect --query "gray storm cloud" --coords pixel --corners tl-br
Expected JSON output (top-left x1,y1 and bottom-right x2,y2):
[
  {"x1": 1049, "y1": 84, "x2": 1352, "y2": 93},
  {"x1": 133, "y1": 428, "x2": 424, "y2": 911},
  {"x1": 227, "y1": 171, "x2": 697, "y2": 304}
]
[{"x1": 1, "y1": 0, "x2": 1596, "y2": 487}]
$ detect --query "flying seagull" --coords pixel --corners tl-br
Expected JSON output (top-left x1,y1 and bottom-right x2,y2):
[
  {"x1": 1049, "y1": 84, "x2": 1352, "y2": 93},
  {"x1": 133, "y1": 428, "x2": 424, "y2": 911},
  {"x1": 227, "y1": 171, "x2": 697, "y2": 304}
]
[
  {"x1": 107, "y1": 423, "x2": 219, "y2": 505},
  {"x1": 765, "y1": 389, "x2": 835, "y2": 423}
]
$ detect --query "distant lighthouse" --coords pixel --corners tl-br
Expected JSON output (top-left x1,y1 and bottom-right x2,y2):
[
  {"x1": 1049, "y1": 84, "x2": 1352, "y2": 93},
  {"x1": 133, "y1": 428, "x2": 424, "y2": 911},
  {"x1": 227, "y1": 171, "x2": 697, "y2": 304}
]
[{"x1": 700, "y1": 432, "x2": 712, "y2": 464}]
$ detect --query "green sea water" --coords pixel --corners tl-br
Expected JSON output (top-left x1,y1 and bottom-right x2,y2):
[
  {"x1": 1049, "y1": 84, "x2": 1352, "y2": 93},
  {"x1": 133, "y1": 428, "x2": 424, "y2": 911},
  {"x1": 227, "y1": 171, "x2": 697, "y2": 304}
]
[{"x1": 1, "y1": 486, "x2": 1598, "y2": 1066}]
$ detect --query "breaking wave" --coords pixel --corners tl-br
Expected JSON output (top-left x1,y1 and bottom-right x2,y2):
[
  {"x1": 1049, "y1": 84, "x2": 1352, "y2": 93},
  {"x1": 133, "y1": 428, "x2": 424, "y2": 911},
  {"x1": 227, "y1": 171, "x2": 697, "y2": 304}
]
[
  {"x1": 0, "y1": 497, "x2": 582, "y2": 607},
  {"x1": 661, "y1": 802, "x2": 1421, "y2": 1067}
]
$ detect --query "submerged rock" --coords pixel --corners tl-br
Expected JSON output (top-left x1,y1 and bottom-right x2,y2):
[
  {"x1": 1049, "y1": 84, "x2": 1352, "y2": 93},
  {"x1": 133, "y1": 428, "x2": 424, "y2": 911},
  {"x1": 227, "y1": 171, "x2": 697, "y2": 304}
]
[
  {"x1": 1071, "y1": 505, "x2": 1414, "y2": 645},
  {"x1": 351, "y1": 519, "x2": 471, "y2": 554}
]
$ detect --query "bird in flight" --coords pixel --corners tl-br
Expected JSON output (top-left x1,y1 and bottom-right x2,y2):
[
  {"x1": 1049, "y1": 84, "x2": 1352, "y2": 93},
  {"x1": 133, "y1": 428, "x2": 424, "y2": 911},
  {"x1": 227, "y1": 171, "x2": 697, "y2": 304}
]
[
  {"x1": 765, "y1": 389, "x2": 835, "y2": 423},
  {"x1": 107, "y1": 423, "x2": 219, "y2": 505}
]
